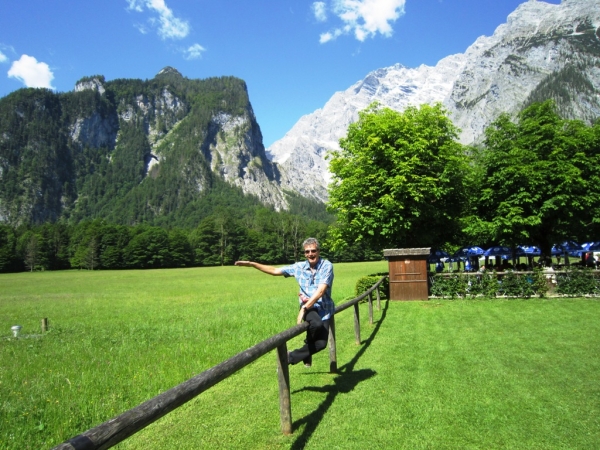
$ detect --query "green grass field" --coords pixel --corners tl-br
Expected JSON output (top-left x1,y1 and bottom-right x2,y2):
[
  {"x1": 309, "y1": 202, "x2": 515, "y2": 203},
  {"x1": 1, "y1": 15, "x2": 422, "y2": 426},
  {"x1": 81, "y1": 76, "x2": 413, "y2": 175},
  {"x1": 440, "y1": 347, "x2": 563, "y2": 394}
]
[{"x1": 2, "y1": 262, "x2": 600, "y2": 449}]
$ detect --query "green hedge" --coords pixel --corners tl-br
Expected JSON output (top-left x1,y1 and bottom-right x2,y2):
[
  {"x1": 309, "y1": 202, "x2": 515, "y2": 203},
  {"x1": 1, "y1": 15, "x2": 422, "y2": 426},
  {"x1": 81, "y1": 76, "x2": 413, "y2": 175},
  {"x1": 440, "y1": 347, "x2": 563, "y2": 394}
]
[
  {"x1": 355, "y1": 272, "x2": 389, "y2": 300},
  {"x1": 355, "y1": 268, "x2": 600, "y2": 300},
  {"x1": 430, "y1": 270, "x2": 548, "y2": 299},
  {"x1": 555, "y1": 267, "x2": 600, "y2": 296}
]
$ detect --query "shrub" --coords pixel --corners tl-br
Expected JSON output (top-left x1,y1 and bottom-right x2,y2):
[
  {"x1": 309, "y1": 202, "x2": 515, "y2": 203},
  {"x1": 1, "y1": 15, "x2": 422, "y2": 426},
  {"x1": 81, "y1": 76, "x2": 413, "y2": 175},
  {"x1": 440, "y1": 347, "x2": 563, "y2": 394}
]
[
  {"x1": 430, "y1": 274, "x2": 470, "y2": 298},
  {"x1": 430, "y1": 269, "x2": 549, "y2": 299},
  {"x1": 555, "y1": 267, "x2": 600, "y2": 296},
  {"x1": 355, "y1": 272, "x2": 389, "y2": 300},
  {"x1": 464, "y1": 272, "x2": 500, "y2": 298}
]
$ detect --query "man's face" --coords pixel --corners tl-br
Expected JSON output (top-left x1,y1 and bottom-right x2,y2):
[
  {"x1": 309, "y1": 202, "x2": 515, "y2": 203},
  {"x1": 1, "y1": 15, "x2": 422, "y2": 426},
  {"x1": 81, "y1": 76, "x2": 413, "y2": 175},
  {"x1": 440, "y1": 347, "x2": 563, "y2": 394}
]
[{"x1": 304, "y1": 245, "x2": 319, "y2": 266}]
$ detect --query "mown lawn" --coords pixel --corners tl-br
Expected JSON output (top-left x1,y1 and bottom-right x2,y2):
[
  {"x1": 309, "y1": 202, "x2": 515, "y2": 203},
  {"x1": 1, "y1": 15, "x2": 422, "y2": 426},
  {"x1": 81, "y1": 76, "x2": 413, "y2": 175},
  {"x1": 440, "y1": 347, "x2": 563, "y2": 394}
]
[{"x1": 2, "y1": 262, "x2": 600, "y2": 449}]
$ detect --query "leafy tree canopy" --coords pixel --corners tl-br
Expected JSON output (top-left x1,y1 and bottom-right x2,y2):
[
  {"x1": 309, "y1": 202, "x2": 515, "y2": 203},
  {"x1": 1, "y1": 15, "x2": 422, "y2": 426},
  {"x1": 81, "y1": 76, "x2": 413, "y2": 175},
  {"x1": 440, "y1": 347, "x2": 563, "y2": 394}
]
[
  {"x1": 465, "y1": 100, "x2": 600, "y2": 256},
  {"x1": 327, "y1": 102, "x2": 470, "y2": 251}
]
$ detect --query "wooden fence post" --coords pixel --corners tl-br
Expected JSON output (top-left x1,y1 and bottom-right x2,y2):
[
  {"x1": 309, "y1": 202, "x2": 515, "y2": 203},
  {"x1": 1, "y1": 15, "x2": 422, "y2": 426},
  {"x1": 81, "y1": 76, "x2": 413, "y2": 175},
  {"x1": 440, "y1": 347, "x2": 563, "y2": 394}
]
[
  {"x1": 376, "y1": 286, "x2": 381, "y2": 311},
  {"x1": 368, "y1": 292, "x2": 373, "y2": 325},
  {"x1": 276, "y1": 344, "x2": 292, "y2": 435},
  {"x1": 328, "y1": 316, "x2": 337, "y2": 373},
  {"x1": 41, "y1": 318, "x2": 48, "y2": 333},
  {"x1": 353, "y1": 303, "x2": 361, "y2": 345}
]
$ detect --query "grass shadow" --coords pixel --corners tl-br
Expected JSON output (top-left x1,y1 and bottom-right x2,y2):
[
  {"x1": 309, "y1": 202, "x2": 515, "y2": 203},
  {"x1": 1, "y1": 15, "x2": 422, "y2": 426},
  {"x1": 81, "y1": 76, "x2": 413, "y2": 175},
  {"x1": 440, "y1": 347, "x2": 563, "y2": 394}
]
[{"x1": 290, "y1": 299, "x2": 390, "y2": 449}]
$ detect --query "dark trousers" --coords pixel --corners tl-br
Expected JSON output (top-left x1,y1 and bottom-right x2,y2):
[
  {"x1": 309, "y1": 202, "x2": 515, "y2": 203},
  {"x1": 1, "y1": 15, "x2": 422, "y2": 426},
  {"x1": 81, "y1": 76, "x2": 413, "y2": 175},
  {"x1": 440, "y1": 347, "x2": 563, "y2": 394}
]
[{"x1": 288, "y1": 309, "x2": 329, "y2": 365}]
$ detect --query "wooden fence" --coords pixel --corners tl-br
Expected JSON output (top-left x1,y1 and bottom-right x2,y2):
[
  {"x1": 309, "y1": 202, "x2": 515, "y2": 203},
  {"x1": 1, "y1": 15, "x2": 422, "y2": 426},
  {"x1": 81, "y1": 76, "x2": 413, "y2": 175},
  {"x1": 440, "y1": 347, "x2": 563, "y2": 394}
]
[{"x1": 53, "y1": 276, "x2": 388, "y2": 450}]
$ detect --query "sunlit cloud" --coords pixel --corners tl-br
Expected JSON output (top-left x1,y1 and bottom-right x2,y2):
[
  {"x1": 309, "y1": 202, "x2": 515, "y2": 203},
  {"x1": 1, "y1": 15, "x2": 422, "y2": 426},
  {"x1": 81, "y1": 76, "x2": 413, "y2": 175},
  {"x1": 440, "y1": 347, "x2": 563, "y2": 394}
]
[
  {"x1": 134, "y1": 23, "x2": 150, "y2": 34},
  {"x1": 184, "y1": 43, "x2": 206, "y2": 60},
  {"x1": 0, "y1": 44, "x2": 15, "y2": 64},
  {"x1": 8, "y1": 54, "x2": 55, "y2": 89},
  {"x1": 320, "y1": 28, "x2": 344, "y2": 44},
  {"x1": 317, "y1": 0, "x2": 406, "y2": 43},
  {"x1": 126, "y1": 0, "x2": 144, "y2": 12},
  {"x1": 312, "y1": 2, "x2": 328, "y2": 22},
  {"x1": 127, "y1": 0, "x2": 190, "y2": 40}
]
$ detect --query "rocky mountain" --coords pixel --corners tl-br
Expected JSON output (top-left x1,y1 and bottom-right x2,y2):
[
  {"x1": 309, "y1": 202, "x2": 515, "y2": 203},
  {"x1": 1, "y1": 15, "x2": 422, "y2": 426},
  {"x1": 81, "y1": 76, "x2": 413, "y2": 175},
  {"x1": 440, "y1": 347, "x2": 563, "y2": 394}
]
[
  {"x1": 268, "y1": 0, "x2": 600, "y2": 203},
  {"x1": 0, "y1": 68, "x2": 287, "y2": 226},
  {"x1": 2, "y1": 0, "x2": 599, "y2": 226}
]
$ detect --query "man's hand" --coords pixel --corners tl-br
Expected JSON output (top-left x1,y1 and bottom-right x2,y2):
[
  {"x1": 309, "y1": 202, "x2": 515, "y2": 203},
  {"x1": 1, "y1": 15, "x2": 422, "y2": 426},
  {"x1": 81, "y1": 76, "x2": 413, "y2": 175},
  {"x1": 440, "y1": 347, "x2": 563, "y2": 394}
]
[
  {"x1": 297, "y1": 307, "x2": 306, "y2": 325},
  {"x1": 234, "y1": 261, "x2": 252, "y2": 267}
]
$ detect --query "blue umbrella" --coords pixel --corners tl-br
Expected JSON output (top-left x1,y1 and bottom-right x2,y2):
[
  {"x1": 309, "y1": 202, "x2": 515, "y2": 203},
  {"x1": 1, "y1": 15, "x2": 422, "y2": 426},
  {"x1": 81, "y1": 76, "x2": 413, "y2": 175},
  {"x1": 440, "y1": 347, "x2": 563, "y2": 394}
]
[
  {"x1": 561, "y1": 241, "x2": 584, "y2": 257},
  {"x1": 453, "y1": 246, "x2": 485, "y2": 258},
  {"x1": 561, "y1": 240, "x2": 581, "y2": 250},
  {"x1": 552, "y1": 241, "x2": 584, "y2": 260},
  {"x1": 582, "y1": 242, "x2": 600, "y2": 252},
  {"x1": 428, "y1": 249, "x2": 450, "y2": 263},
  {"x1": 484, "y1": 246, "x2": 513, "y2": 257},
  {"x1": 516, "y1": 245, "x2": 541, "y2": 256},
  {"x1": 446, "y1": 256, "x2": 464, "y2": 263}
]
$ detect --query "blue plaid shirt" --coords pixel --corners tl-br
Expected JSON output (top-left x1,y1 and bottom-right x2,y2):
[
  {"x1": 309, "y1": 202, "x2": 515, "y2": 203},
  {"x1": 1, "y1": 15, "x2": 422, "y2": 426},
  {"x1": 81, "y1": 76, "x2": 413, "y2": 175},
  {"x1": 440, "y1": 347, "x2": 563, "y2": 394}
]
[{"x1": 280, "y1": 258, "x2": 335, "y2": 320}]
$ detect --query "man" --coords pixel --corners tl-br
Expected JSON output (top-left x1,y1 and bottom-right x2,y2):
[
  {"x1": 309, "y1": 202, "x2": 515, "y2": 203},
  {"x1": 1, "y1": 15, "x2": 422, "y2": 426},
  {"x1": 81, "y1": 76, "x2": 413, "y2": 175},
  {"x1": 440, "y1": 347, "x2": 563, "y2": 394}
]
[{"x1": 235, "y1": 237, "x2": 334, "y2": 367}]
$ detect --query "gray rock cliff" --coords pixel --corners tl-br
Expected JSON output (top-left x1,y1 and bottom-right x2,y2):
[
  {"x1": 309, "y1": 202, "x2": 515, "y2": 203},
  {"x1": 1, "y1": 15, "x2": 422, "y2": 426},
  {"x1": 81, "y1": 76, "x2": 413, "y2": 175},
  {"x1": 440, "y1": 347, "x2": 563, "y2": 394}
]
[{"x1": 268, "y1": 0, "x2": 600, "y2": 203}]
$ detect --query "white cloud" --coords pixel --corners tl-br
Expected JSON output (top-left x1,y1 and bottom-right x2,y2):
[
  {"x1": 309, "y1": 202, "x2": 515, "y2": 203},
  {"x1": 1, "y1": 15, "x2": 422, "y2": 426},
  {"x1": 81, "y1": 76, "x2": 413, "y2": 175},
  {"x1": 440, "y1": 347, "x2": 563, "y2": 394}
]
[
  {"x1": 184, "y1": 43, "x2": 206, "y2": 60},
  {"x1": 312, "y1": 2, "x2": 328, "y2": 22},
  {"x1": 0, "y1": 51, "x2": 7, "y2": 63},
  {"x1": 320, "y1": 32, "x2": 333, "y2": 44},
  {"x1": 134, "y1": 23, "x2": 150, "y2": 34},
  {"x1": 127, "y1": 0, "x2": 190, "y2": 40},
  {"x1": 126, "y1": 0, "x2": 144, "y2": 12},
  {"x1": 8, "y1": 55, "x2": 55, "y2": 89},
  {"x1": 320, "y1": 28, "x2": 344, "y2": 44},
  {"x1": 319, "y1": 0, "x2": 405, "y2": 43}
]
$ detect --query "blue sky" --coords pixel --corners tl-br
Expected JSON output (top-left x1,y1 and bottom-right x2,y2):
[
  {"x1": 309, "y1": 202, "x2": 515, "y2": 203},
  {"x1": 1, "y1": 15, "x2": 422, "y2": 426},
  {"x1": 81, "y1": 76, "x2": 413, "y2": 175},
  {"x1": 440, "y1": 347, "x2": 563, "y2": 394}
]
[{"x1": 0, "y1": 0, "x2": 560, "y2": 148}]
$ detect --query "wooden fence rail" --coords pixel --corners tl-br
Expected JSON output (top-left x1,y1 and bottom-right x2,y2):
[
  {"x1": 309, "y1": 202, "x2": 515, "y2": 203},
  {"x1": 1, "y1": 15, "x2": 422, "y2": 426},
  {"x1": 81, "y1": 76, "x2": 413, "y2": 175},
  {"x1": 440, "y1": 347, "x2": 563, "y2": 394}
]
[{"x1": 54, "y1": 275, "x2": 388, "y2": 450}]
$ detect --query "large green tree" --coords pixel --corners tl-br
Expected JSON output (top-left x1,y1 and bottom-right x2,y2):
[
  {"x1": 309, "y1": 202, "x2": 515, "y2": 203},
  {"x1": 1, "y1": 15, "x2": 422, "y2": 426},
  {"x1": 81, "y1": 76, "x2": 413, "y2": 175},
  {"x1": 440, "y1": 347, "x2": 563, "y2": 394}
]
[
  {"x1": 327, "y1": 103, "x2": 470, "y2": 250},
  {"x1": 0, "y1": 224, "x2": 19, "y2": 272},
  {"x1": 466, "y1": 100, "x2": 600, "y2": 257}
]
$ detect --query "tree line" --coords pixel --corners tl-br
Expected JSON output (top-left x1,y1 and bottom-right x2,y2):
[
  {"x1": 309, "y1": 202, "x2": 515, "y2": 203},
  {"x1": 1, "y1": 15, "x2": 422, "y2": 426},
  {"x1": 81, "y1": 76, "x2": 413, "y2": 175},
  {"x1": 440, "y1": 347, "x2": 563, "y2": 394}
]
[
  {"x1": 0, "y1": 207, "x2": 380, "y2": 273},
  {"x1": 327, "y1": 100, "x2": 600, "y2": 258}
]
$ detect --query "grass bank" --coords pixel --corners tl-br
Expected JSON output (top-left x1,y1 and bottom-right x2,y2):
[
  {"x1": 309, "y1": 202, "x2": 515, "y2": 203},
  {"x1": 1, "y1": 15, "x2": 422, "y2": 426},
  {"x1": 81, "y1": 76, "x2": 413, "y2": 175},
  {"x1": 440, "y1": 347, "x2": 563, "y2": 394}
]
[{"x1": 2, "y1": 262, "x2": 600, "y2": 449}]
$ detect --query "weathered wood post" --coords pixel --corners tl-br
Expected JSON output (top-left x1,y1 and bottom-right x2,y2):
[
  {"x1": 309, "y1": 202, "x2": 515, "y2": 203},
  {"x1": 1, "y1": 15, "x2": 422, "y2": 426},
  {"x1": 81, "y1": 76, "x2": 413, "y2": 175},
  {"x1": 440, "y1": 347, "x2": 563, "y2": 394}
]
[
  {"x1": 276, "y1": 344, "x2": 292, "y2": 435},
  {"x1": 41, "y1": 318, "x2": 48, "y2": 333},
  {"x1": 368, "y1": 292, "x2": 373, "y2": 325},
  {"x1": 376, "y1": 286, "x2": 381, "y2": 311},
  {"x1": 353, "y1": 303, "x2": 361, "y2": 345},
  {"x1": 328, "y1": 316, "x2": 337, "y2": 373}
]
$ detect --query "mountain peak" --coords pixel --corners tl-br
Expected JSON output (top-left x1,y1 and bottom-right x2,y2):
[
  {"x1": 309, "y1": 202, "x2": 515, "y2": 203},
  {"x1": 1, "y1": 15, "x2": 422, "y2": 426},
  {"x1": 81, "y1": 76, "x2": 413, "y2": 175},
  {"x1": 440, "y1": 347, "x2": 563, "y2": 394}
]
[
  {"x1": 74, "y1": 75, "x2": 106, "y2": 95},
  {"x1": 155, "y1": 67, "x2": 183, "y2": 78}
]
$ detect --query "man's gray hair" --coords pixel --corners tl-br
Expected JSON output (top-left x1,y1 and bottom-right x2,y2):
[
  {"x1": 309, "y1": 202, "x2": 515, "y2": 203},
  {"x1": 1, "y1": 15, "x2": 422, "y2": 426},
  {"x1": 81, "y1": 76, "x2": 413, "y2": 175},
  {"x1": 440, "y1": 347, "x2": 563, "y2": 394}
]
[{"x1": 302, "y1": 237, "x2": 320, "y2": 250}]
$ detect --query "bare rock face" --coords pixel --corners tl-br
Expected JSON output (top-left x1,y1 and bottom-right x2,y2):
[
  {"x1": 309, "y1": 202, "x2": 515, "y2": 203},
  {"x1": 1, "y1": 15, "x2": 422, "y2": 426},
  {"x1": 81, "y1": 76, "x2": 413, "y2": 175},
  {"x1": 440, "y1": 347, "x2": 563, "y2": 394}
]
[
  {"x1": 75, "y1": 77, "x2": 106, "y2": 95},
  {"x1": 69, "y1": 112, "x2": 119, "y2": 150},
  {"x1": 204, "y1": 109, "x2": 286, "y2": 210},
  {"x1": 268, "y1": 0, "x2": 600, "y2": 203},
  {"x1": 447, "y1": 0, "x2": 600, "y2": 144},
  {"x1": 268, "y1": 57, "x2": 465, "y2": 203}
]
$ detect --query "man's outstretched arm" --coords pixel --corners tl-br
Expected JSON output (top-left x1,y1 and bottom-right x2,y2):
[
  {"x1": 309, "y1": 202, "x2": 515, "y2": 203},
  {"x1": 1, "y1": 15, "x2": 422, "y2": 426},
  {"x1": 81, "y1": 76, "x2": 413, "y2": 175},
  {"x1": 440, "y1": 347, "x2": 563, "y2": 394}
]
[{"x1": 234, "y1": 261, "x2": 284, "y2": 276}]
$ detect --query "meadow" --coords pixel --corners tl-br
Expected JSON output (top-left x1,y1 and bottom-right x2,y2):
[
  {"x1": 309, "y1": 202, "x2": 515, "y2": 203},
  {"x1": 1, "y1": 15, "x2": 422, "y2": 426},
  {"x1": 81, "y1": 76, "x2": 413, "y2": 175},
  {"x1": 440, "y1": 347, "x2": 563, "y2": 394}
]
[{"x1": 1, "y1": 261, "x2": 600, "y2": 449}]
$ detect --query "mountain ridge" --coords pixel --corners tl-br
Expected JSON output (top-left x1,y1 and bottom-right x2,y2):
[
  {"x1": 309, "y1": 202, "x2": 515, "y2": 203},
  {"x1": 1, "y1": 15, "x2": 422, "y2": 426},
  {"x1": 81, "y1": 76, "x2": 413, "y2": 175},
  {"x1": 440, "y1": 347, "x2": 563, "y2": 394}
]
[
  {"x1": 0, "y1": 71, "x2": 287, "y2": 226},
  {"x1": 268, "y1": 0, "x2": 600, "y2": 203},
  {"x1": 1, "y1": 0, "x2": 599, "y2": 225}
]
